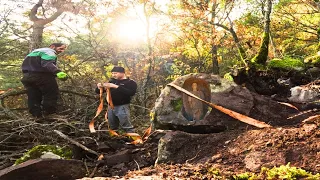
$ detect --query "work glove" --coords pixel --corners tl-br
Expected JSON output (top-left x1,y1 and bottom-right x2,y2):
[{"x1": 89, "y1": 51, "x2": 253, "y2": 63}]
[{"x1": 56, "y1": 72, "x2": 68, "y2": 81}]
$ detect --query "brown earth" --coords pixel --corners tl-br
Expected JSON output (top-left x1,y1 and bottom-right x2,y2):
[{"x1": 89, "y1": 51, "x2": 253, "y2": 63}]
[
  {"x1": 1, "y1": 91, "x2": 319, "y2": 180},
  {"x1": 78, "y1": 107, "x2": 320, "y2": 179}
]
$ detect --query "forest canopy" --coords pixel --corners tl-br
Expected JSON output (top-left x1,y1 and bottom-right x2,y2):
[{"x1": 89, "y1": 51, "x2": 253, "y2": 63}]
[{"x1": 0, "y1": 0, "x2": 319, "y2": 104}]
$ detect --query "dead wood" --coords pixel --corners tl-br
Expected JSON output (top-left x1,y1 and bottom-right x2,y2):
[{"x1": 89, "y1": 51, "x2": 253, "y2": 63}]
[{"x1": 54, "y1": 130, "x2": 99, "y2": 156}]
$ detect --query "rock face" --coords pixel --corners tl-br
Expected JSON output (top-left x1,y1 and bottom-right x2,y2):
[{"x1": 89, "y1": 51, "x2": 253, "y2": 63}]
[{"x1": 152, "y1": 73, "x2": 298, "y2": 133}]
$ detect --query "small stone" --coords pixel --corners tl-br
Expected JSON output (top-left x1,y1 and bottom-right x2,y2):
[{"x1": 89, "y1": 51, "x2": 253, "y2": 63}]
[
  {"x1": 303, "y1": 123, "x2": 317, "y2": 133},
  {"x1": 40, "y1": 152, "x2": 62, "y2": 159}
]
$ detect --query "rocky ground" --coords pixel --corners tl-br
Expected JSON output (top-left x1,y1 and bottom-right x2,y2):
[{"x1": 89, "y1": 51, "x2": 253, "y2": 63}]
[
  {"x1": 1, "y1": 80, "x2": 320, "y2": 179},
  {"x1": 77, "y1": 106, "x2": 320, "y2": 180}
]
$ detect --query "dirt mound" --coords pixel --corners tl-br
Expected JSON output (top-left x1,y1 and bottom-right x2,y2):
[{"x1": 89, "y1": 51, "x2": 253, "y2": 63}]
[
  {"x1": 76, "y1": 113, "x2": 320, "y2": 179},
  {"x1": 77, "y1": 119, "x2": 319, "y2": 179}
]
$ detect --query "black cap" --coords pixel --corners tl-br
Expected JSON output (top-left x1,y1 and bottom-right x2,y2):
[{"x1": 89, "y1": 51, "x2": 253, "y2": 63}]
[{"x1": 111, "y1": 66, "x2": 125, "y2": 73}]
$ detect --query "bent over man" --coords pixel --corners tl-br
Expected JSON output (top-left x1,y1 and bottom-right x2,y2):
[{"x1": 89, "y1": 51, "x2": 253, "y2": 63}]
[
  {"x1": 21, "y1": 43, "x2": 68, "y2": 118},
  {"x1": 96, "y1": 66, "x2": 137, "y2": 133}
]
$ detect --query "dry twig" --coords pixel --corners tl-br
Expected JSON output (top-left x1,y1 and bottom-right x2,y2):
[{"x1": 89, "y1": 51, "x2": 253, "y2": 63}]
[{"x1": 54, "y1": 130, "x2": 99, "y2": 156}]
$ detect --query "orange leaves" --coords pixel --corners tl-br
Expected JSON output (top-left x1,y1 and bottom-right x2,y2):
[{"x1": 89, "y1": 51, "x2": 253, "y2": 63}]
[
  {"x1": 124, "y1": 125, "x2": 153, "y2": 145},
  {"x1": 88, "y1": 120, "x2": 96, "y2": 133},
  {"x1": 98, "y1": 154, "x2": 104, "y2": 160},
  {"x1": 125, "y1": 133, "x2": 143, "y2": 145},
  {"x1": 108, "y1": 129, "x2": 119, "y2": 137},
  {"x1": 142, "y1": 125, "x2": 152, "y2": 141}
]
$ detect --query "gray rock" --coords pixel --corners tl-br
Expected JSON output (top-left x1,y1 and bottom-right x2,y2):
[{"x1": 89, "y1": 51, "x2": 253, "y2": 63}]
[{"x1": 152, "y1": 73, "x2": 296, "y2": 133}]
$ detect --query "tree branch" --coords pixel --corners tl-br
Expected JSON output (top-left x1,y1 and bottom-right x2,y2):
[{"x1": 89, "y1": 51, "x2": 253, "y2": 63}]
[
  {"x1": 29, "y1": 0, "x2": 44, "y2": 22},
  {"x1": 54, "y1": 130, "x2": 99, "y2": 156}
]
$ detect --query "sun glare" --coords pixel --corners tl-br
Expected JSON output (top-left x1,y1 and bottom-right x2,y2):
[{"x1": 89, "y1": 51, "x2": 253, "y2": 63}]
[{"x1": 115, "y1": 20, "x2": 146, "y2": 41}]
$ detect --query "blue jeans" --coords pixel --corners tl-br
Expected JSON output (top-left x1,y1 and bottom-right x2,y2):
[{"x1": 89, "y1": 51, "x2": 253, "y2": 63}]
[{"x1": 107, "y1": 104, "x2": 135, "y2": 133}]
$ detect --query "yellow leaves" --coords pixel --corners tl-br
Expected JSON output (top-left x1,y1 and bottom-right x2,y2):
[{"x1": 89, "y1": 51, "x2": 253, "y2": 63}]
[
  {"x1": 150, "y1": 111, "x2": 155, "y2": 121},
  {"x1": 92, "y1": 17, "x2": 102, "y2": 23},
  {"x1": 124, "y1": 125, "x2": 153, "y2": 145},
  {"x1": 122, "y1": 133, "x2": 144, "y2": 145},
  {"x1": 60, "y1": 54, "x2": 78, "y2": 63},
  {"x1": 108, "y1": 129, "x2": 119, "y2": 136}
]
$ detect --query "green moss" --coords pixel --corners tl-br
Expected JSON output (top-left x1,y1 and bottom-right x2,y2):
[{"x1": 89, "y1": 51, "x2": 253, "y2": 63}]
[
  {"x1": 251, "y1": 33, "x2": 270, "y2": 65},
  {"x1": 232, "y1": 163, "x2": 320, "y2": 180},
  {"x1": 207, "y1": 167, "x2": 220, "y2": 176},
  {"x1": 268, "y1": 57, "x2": 305, "y2": 71},
  {"x1": 233, "y1": 172, "x2": 257, "y2": 180},
  {"x1": 264, "y1": 163, "x2": 320, "y2": 180},
  {"x1": 15, "y1": 145, "x2": 72, "y2": 165},
  {"x1": 171, "y1": 99, "x2": 182, "y2": 112},
  {"x1": 223, "y1": 73, "x2": 234, "y2": 81}
]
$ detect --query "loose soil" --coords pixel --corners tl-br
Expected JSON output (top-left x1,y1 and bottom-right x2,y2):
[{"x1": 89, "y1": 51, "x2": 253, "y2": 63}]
[
  {"x1": 1, "y1": 95, "x2": 319, "y2": 180},
  {"x1": 80, "y1": 106, "x2": 320, "y2": 179}
]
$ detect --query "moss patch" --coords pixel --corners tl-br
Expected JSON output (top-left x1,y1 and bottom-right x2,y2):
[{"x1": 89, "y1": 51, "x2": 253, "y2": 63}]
[
  {"x1": 15, "y1": 145, "x2": 72, "y2": 165},
  {"x1": 171, "y1": 99, "x2": 183, "y2": 112},
  {"x1": 268, "y1": 57, "x2": 305, "y2": 71},
  {"x1": 232, "y1": 163, "x2": 320, "y2": 180},
  {"x1": 251, "y1": 32, "x2": 270, "y2": 65}
]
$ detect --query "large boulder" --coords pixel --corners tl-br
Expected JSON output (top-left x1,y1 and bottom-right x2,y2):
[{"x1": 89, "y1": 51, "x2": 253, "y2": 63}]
[{"x1": 151, "y1": 73, "x2": 299, "y2": 133}]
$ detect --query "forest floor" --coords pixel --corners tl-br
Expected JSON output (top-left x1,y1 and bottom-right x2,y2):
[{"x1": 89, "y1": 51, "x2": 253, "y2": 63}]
[
  {"x1": 0, "y1": 96, "x2": 319, "y2": 180},
  {"x1": 82, "y1": 111, "x2": 320, "y2": 180}
]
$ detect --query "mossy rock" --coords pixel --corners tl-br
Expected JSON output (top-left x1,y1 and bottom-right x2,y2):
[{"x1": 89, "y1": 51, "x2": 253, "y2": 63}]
[
  {"x1": 14, "y1": 145, "x2": 72, "y2": 165},
  {"x1": 268, "y1": 57, "x2": 305, "y2": 71}
]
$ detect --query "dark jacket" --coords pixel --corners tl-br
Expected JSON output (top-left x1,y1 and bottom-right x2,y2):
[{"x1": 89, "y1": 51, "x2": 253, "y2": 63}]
[
  {"x1": 95, "y1": 78, "x2": 137, "y2": 106},
  {"x1": 21, "y1": 48, "x2": 61, "y2": 74}
]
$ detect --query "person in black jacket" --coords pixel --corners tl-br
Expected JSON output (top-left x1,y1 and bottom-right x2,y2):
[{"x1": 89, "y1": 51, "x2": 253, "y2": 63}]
[
  {"x1": 21, "y1": 43, "x2": 68, "y2": 118},
  {"x1": 96, "y1": 66, "x2": 137, "y2": 133}
]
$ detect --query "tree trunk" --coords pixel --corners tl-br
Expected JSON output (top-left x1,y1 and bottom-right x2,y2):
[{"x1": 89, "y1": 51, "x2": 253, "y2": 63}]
[
  {"x1": 28, "y1": 0, "x2": 64, "y2": 51},
  {"x1": 211, "y1": 0, "x2": 219, "y2": 75},
  {"x1": 251, "y1": 0, "x2": 272, "y2": 65},
  {"x1": 213, "y1": 22, "x2": 248, "y2": 68},
  {"x1": 211, "y1": 44, "x2": 219, "y2": 74},
  {"x1": 142, "y1": 1, "x2": 154, "y2": 114},
  {"x1": 30, "y1": 23, "x2": 44, "y2": 51}
]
